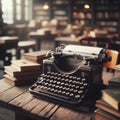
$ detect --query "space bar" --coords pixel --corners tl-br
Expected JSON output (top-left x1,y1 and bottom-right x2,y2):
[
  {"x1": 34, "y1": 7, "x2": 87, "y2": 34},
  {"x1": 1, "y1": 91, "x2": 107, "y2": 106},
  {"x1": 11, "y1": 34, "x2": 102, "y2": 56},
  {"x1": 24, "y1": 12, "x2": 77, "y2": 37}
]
[{"x1": 40, "y1": 89, "x2": 69, "y2": 100}]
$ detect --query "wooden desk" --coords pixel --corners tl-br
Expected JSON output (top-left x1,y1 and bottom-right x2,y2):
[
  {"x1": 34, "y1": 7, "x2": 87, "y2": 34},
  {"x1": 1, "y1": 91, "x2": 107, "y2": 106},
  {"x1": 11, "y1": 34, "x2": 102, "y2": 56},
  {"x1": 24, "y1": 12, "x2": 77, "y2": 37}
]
[
  {"x1": 55, "y1": 37, "x2": 79, "y2": 47},
  {"x1": 0, "y1": 71, "x2": 113, "y2": 120},
  {"x1": 29, "y1": 32, "x2": 57, "y2": 50},
  {"x1": 0, "y1": 36, "x2": 19, "y2": 65},
  {"x1": 0, "y1": 79, "x2": 93, "y2": 120}
]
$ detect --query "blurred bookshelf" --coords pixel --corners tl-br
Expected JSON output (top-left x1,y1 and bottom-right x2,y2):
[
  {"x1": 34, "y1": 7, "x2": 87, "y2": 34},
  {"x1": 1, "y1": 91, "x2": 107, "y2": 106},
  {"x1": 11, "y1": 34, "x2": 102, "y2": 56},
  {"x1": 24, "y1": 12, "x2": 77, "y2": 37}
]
[
  {"x1": 32, "y1": 0, "x2": 120, "y2": 35},
  {"x1": 51, "y1": 0, "x2": 69, "y2": 30},
  {"x1": 94, "y1": 0, "x2": 120, "y2": 34}
]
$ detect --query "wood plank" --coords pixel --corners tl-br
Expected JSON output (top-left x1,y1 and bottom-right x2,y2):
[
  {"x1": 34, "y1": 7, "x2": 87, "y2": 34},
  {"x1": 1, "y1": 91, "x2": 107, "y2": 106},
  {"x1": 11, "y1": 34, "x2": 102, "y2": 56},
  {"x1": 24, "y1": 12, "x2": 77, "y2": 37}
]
[
  {"x1": 42, "y1": 104, "x2": 59, "y2": 118},
  {"x1": 31, "y1": 100, "x2": 49, "y2": 115},
  {"x1": 50, "y1": 106, "x2": 93, "y2": 120},
  {"x1": 0, "y1": 85, "x2": 28, "y2": 107},
  {"x1": 9, "y1": 91, "x2": 34, "y2": 109},
  {"x1": 50, "y1": 107, "x2": 71, "y2": 120},
  {"x1": 38, "y1": 103, "x2": 56, "y2": 117},
  {"x1": 22, "y1": 98, "x2": 41, "y2": 112},
  {"x1": 0, "y1": 79, "x2": 13, "y2": 93}
]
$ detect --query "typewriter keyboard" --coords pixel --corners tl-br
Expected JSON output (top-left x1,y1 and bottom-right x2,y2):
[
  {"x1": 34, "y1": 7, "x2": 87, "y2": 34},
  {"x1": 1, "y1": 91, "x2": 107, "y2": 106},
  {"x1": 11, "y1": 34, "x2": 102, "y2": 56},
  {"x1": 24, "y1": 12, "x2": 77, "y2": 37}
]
[{"x1": 29, "y1": 72, "x2": 88, "y2": 104}]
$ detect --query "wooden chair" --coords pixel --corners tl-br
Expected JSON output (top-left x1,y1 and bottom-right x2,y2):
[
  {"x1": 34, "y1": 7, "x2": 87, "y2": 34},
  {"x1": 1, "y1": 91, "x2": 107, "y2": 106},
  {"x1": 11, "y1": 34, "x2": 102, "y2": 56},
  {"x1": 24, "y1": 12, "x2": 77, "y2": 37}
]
[
  {"x1": 79, "y1": 37, "x2": 110, "y2": 49},
  {"x1": 103, "y1": 49, "x2": 119, "y2": 74}
]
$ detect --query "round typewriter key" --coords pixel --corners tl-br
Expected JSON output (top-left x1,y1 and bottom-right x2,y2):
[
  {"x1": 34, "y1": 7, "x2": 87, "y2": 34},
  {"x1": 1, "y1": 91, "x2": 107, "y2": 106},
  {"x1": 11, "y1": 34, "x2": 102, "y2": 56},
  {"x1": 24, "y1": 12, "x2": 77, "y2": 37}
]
[
  {"x1": 65, "y1": 83, "x2": 68, "y2": 86},
  {"x1": 80, "y1": 82, "x2": 84, "y2": 84},
  {"x1": 65, "y1": 79, "x2": 69, "y2": 82},
  {"x1": 71, "y1": 84, "x2": 75, "y2": 88},
  {"x1": 45, "y1": 79, "x2": 49, "y2": 82},
  {"x1": 65, "y1": 75, "x2": 69, "y2": 78},
  {"x1": 40, "y1": 74, "x2": 45, "y2": 77},
  {"x1": 59, "y1": 86, "x2": 63, "y2": 89},
  {"x1": 78, "y1": 90, "x2": 83, "y2": 94},
  {"x1": 54, "y1": 77, "x2": 58, "y2": 80},
  {"x1": 70, "y1": 88, "x2": 74, "y2": 92},
  {"x1": 50, "y1": 88, "x2": 54, "y2": 92},
  {"x1": 40, "y1": 85, "x2": 44, "y2": 89},
  {"x1": 74, "y1": 89, "x2": 78, "y2": 93},
  {"x1": 44, "y1": 82, "x2": 48, "y2": 86},
  {"x1": 73, "y1": 77, "x2": 77, "y2": 80},
  {"x1": 52, "y1": 84, "x2": 55, "y2": 88},
  {"x1": 69, "y1": 76, "x2": 73, "y2": 79},
  {"x1": 75, "y1": 86, "x2": 80, "y2": 89},
  {"x1": 46, "y1": 75, "x2": 50, "y2": 78},
  {"x1": 65, "y1": 92, "x2": 70, "y2": 96},
  {"x1": 50, "y1": 76, "x2": 54, "y2": 79},
  {"x1": 58, "y1": 90, "x2": 62, "y2": 93},
  {"x1": 69, "y1": 80, "x2": 72, "y2": 83},
  {"x1": 43, "y1": 74, "x2": 47, "y2": 78},
  {"x1": 61, "y1": 82, "x2": 64, "y2": 86},
  {"x1": 77, "y1": 78, "x2": 80, "y2": 81},
  {"x1": 47, "y1": 72, "x2": 51, "y2": 74},
  {"x1": 62, "y1": 91, "x2": 66, "y2": 95},
  {"x1": 47, "y1": 87, "x2": 50, "y2": 91},
  {"x1": 70, "y1": 93, "x2": 74, "y2": 97},
  {"x1": 49, "y1": 80, "x2": 53, "y2": 83},
  {"x1": 80, "y1": 86, "x2": 84, "y2": 89},
  {"x1": 56, "y1": 85, "x2": 59, "y2": 89},
  {"x1": 72, "y1": 80, "x2": 76, "y2": 84},
  {"x1": 57, "y1": 73, "x2": 61, "y2": 77},
  {"x1": 44, "y1": 86, "x2": 47, "y2": 90},
  {"x1": 57, "y1": 81, "x2": 60, "y2": 85},
  {"x1": 61, "y1": 74, "x2": 65, "y2": 77},
  {"x1": 53, "y1": 80, "x2": 57, "y2": 84},
  {"x1": 62, "y1": 87, "x2": 66, "y2": 90},
  {"x1": 51, "y1": 72, "x2": 54, "y2": 75},
  {"x1": 53, "y1": 73, "x2": 57, "y2": 76},
  {"x1": 54, "y1": 89, "x2": 58, "y2": 93},
  {"x1": 48, "y1": 83, "x2": 52, "y2": 87},
  {"x1": 61, "y1": 78, "x2": 65, "y2": 82},
  {"x1": 76, "y1": 81, "x2": 81, "y2": 85},
  {"x1": 83, "y1": 83, "x2": 88, "y2": 86},
  {"x1": 82, "y1": 78, "x2": 86, "y2": 81},
  {"x1": 75, "y1": 94, "x2": 80, "y2": 99}
]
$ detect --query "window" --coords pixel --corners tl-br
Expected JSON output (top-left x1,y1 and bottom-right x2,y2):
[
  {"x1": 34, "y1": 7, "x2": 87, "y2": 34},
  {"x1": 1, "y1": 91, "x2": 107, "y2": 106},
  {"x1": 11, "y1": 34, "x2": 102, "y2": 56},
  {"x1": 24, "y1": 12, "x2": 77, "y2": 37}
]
[
  {"x1": 25, "y1": 0, "x2": 30, "y2": 21},
  {"x1": 1, "y1": 0, "x2": 32, "y2": 24},
  {"x1": 1, "y1": 0, "x2": 14, "y2": 24},
  {"x1": 16, "y1": 0, "x2": 22, "y2": 20}
]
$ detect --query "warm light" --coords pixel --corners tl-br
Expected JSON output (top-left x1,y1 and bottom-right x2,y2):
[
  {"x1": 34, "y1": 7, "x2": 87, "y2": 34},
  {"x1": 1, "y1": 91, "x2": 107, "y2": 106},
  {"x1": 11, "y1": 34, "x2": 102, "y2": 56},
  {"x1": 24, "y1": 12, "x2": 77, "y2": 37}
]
[
  {"x1": 43, "y1": 3, "x2": 49, "y2": 10},
  {"x1": 84, "y1": 4, "x2": 90, "y2": 9}
]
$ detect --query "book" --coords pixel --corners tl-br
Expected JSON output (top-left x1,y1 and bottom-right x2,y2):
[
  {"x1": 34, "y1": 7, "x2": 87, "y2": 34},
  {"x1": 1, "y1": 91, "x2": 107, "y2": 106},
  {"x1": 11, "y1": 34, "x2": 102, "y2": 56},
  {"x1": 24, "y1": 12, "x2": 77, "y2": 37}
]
[
  {"x1": 108, "y1": 76, "x2": 120, "y2": 87},
  {"x1": 95, "y1": 108, "x2": 120, "y2": 120},
  {"x1": 4, "y1": 74, "x2": 38, "y2": 86},
  {"x1": 4, "y1": 65, "x2": 41, "y2": 77},
  {"x1": 102, "y1": 88, "x2": 120, "y2": 111},
  {"x1": 11, "y1": 59, "x2": 41, "y2": 72},
  {"x1": 96, "y1": 99, "x2": 120, "y2": 117},
  {"x1": 23, "y1": 50, "x2": 51, "y2": 63}
]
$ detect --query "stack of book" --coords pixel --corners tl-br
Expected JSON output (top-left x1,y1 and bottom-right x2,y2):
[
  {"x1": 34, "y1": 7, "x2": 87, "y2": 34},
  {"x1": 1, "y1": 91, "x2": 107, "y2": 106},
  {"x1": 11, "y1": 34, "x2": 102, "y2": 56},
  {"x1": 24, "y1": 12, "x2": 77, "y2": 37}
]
[
  {"x1": 94, "y1": 76, "x2": 120, "y2": 120},
  {"x1": 4, "y1": 59, "x2": 42, "y2": 86},
  {"x1": 23, "y1": 50, "x2": 51, "y2": 63}
]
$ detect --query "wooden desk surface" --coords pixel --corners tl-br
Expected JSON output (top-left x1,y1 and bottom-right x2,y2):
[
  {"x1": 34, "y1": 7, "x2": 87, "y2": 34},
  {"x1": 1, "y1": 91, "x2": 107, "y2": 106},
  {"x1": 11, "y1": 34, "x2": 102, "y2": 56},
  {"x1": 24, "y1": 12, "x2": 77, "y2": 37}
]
[
  {"x1": 29, "y1": 31, "x2": 57, "y2": 39},
  {"x1": 0, "y1": 78, "x2": 93, "y2": 120},
  {"x1": 0, "y1": 36, "x2": 19, "y2": 44},
  {"x1": 55, "y1": 37, "x2": 78, "y2": 43},
  {"x1": 0, "y1": 71, "x2": 113, "y2": 120}
]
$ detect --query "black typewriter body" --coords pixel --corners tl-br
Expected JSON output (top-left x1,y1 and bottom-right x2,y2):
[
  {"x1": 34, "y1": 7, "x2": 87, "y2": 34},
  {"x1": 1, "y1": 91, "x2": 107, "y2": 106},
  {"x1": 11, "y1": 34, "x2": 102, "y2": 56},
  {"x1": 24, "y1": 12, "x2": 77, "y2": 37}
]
[{"x1": 29, "y1": 45, "x2": 111, "y2": 110}]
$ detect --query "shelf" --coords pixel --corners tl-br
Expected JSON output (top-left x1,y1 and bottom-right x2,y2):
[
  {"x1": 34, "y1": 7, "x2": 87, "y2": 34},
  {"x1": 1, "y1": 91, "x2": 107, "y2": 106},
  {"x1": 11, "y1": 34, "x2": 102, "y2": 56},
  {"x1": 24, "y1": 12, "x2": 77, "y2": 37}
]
[{"x1": 94, "y1": 0, "x2": 120, "y2": 34}]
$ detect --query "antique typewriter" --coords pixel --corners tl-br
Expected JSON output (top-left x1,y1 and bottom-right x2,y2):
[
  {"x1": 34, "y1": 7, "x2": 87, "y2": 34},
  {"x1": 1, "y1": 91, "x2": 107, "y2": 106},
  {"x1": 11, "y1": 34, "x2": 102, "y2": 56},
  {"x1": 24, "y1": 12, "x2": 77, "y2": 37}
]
[{"x1": 29, "y1": 45, "x2": 111, "y2": 108}]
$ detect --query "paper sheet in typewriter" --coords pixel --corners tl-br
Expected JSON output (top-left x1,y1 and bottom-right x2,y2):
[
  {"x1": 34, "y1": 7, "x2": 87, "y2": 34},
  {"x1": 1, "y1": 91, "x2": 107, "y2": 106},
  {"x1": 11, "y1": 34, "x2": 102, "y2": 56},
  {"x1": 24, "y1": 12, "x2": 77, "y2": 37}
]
[{"x1": 63, "y1": 45, "x2": 104, "y2": 58}]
